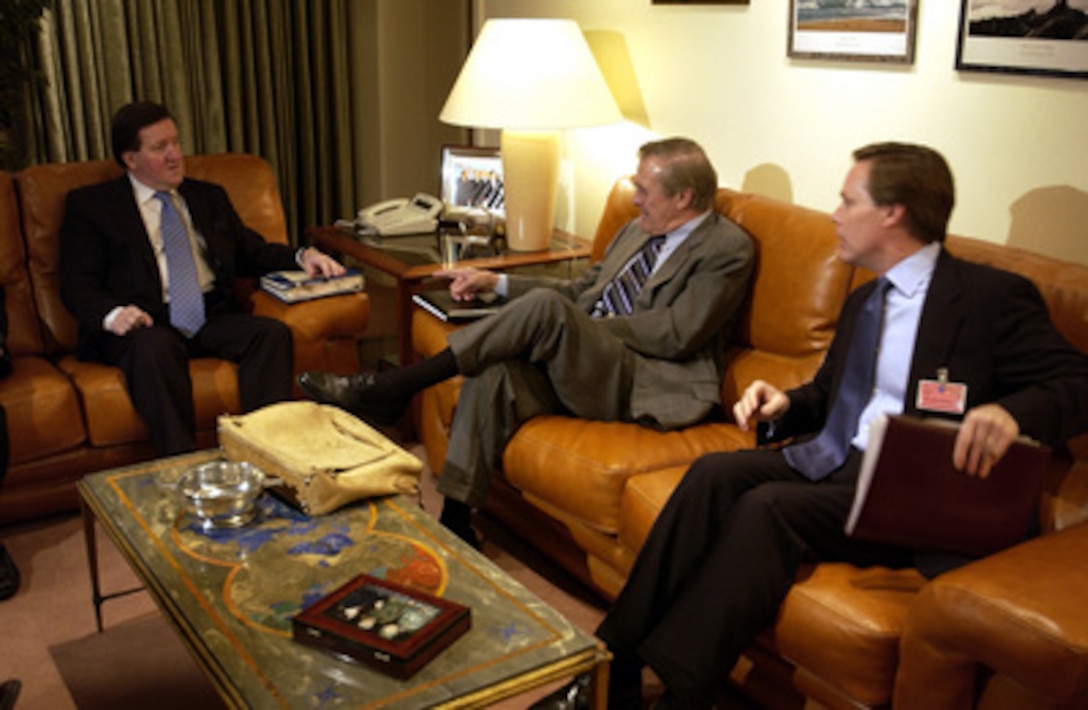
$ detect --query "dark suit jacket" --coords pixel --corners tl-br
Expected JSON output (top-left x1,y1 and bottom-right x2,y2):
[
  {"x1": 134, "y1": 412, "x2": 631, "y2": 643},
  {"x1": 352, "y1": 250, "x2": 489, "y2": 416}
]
[
  {"x1": 776, "y1": 248, "x2": 1088, "y2": 449},
  {"x1": 59, "y1": 175, "x2": 299, "y2": 359},
  {"x1": 503, "y1": 214, "x2": 755, "y2": 428}
]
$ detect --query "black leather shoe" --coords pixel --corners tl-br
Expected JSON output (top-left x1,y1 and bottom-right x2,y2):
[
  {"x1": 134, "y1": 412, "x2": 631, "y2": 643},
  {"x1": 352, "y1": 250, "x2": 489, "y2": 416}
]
[
  {"x1": 529, "y1": 673, "x2": 590, "y2": 710},
  {"x1": 0, "y1": 544, "x2": 18, "y2": 602},
  {"x1": 0, "y1": 679, "x2": 21, "y2": 710},
  {"x1": 297, "y1": 371, "x2": 406, "y2": 426}
]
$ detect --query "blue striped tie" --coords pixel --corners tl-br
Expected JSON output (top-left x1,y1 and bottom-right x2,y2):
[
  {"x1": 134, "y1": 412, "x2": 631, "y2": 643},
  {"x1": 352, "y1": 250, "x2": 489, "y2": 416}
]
[
  {"x1": 784, "y1": 278, "x2": 892, "y2": 480},
  {"x1": 592, "y1": 235, "x2": 666, "y2": 318},
  {"x1": 155, "y1": 191, "x2": 206, "y2": 336}
]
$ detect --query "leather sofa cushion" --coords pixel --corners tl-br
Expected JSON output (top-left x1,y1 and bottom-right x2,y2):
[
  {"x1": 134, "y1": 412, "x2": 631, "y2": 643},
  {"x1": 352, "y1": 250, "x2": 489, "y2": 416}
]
[
  {"x1": 502, "y1": 416, "x2": 753, "y2": 534},
  {"x1": 778, "y1": 563, "x2": 924, "y2": 707},
  {"x1": 622, "y1": 464, "x2": 923, "y2": 707},
  {"x1": 0, "y1": 357, "x2": 85, "y2": 465},
  {"x1": 723, "y1": 191, "x2": 852, "y2": 367},
  {"x1": 58, "y1": 356, "x2": 241, "y2": 447}
]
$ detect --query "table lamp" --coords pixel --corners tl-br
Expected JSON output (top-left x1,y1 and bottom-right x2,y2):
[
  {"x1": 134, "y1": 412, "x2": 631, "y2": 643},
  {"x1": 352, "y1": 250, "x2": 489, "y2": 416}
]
[{"x1": 440, "y1": 19, "x2": 622, "y2": 251}]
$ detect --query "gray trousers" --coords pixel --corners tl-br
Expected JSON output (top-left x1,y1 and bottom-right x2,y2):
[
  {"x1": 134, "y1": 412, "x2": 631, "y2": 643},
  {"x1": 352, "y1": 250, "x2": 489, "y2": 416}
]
[{"x1": 436, "y1": 289, "x2": 636, "y2": 505}]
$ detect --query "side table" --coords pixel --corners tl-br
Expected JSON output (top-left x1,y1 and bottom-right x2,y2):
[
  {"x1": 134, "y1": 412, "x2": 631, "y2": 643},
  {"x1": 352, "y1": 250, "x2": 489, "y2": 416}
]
[{"x1": 308, "y1": 226, "x2": 591, "y2": 367}]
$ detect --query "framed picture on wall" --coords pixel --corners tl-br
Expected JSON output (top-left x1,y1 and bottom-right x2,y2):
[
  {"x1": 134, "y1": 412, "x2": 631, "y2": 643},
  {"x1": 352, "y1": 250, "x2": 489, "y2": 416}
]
[
  {"x1": 956, "y1": 1, "x2": 1088, "y2": 79},
  {"x1": 788, "y1": 0, "x2": 919, "y2": 63}
]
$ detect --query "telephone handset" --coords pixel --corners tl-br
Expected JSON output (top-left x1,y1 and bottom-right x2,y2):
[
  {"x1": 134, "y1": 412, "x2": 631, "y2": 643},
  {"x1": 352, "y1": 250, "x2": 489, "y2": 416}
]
[{"x1": 357, "y1": 193, "x2": 443, "y2": 236}]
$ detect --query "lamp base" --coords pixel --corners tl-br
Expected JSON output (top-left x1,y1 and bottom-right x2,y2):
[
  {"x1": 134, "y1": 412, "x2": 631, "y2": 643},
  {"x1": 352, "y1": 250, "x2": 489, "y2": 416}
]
[{"x1": 501, "y1": 130, "x2": 559, "y2": 252}]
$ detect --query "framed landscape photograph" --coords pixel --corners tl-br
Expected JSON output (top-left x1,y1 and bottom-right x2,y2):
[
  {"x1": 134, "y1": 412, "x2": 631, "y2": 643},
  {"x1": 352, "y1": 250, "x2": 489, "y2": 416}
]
[
  {"x1": 956, "y1": 0, "x2": 1088, "y2": 79},
  {"x1": 788, "y1": 0, "x2": 919, "y2": 63}
]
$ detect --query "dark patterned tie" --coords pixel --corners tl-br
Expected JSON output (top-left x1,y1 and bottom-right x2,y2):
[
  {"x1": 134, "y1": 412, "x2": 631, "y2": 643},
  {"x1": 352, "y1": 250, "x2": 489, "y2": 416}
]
[
  {"x1": 592, "y1": 235, "x2": 666, "y2": 318},
  {"x1": 784, "y1": 278, "x2": 892, "y2": 481},
  {"x1": 155, "y1": 191, "x2": 206, "y2": 336}
]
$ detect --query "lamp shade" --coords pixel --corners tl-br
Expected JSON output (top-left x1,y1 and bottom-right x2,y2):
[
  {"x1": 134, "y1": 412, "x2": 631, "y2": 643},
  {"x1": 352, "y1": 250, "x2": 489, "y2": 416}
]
[{"x1": 440, "y1": 19, "x2": 622, "y2": 130}]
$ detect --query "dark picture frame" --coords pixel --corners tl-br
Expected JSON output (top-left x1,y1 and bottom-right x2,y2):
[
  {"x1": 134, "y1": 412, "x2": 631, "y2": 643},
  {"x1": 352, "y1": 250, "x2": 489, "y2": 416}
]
[
  {"x1": 956, "y1": 0, "x2": 1088, "y2": 79},
  {"x1": 292, "y1": 573, "x2": 471, "y2": 679},
  {"x1": 788, "y1": 0, "x2": 919, "y2": 64}
]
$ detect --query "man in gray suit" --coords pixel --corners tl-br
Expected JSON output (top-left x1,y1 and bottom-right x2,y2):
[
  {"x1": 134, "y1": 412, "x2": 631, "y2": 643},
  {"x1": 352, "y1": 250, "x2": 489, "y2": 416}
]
[{"x1": 300, "y1": 137, "x2": 755, "y2": 545}]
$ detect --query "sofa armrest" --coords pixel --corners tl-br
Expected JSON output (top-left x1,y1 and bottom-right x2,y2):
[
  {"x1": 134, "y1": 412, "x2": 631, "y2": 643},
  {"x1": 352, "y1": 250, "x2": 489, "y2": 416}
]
[
  {"x1": 896, "y1": 522, "x2": 1088, "y2": 709},
  {"x1": 250, "y1": 289, "x2": 369, "y2": 374}
]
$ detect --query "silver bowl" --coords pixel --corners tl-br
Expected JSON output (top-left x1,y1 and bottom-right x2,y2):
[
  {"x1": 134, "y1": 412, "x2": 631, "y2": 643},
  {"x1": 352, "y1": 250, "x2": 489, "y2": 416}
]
[{"x1": 178, "y1": 460, "x2": 265, "y2": 530}]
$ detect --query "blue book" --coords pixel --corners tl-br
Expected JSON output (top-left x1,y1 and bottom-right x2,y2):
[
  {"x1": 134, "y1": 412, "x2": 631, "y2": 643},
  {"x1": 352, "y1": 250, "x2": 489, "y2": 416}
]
[{"x1": 260, "y1": 269, "x2": 364, "y2": 303}]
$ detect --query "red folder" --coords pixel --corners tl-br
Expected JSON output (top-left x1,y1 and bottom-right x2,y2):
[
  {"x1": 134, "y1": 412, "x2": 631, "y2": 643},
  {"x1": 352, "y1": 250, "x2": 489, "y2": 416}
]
[{"x1": 846, "y1": 414, "x2": 1051, "y2": 557}]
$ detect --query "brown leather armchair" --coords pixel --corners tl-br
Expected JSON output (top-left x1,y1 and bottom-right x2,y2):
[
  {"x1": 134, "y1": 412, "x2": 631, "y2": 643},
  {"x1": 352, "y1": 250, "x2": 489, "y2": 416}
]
[{"x1": 0, "y1": 153, "x2": 369, "y2": 524}]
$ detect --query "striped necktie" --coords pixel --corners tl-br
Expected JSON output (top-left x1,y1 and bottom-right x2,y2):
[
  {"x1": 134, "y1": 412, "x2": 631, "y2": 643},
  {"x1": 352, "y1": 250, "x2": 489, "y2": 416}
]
[
  {"x1": 592, "y1": 235, "x2": 666, "y2": 318},
  {"x1": 784, "y1": 278, "x2": 892, "y2": 480},
  {"x1": 155, "y1": 191, "x2": 206, "y2": 336}
]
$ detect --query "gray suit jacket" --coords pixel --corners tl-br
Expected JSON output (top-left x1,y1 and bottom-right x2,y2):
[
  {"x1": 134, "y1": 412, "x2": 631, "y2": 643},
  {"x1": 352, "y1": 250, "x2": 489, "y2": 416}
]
[{"x1": 505, "y1": 213, "x2": 754, "y2": 428}]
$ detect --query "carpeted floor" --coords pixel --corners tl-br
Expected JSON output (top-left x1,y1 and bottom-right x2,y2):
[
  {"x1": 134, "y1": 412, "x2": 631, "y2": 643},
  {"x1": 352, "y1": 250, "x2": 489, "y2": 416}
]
[{"x1": 0, "y1": 445, "x2": 614, "y2": 709}]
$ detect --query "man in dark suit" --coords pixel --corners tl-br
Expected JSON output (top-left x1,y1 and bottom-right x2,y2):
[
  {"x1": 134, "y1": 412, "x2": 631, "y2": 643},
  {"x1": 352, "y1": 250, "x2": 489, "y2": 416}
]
[
  {"x1": 59, "y1": 101, "x2": 343, "y2": 456},
  {"x1": 535, "y1": 142, "x2": 1088, "y2": 710},
  {"x1": 299, "y1": 138, "x2": 756, "y2": 545}
]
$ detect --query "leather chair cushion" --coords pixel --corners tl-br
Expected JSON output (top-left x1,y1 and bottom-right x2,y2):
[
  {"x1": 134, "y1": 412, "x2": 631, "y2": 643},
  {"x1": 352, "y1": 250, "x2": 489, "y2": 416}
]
[
  {"x1": 58, "y1": 356, "x2": 240, "y2": 446},
  {"x1": 0, "y1": 357, "x2": 85, "y2": 465}
]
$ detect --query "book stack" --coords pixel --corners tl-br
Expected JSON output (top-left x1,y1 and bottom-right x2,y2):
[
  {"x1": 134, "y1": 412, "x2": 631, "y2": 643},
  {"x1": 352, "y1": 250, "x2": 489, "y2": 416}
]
[{"x1": 260, "y1": 269, "x2": 365, "y2": 303}]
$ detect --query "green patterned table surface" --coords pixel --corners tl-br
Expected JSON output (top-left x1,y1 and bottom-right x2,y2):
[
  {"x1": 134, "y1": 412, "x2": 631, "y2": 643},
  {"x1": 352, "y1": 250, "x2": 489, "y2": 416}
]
[{"x1": 78, "y1": 450, "x2": 603, "y2": 709}]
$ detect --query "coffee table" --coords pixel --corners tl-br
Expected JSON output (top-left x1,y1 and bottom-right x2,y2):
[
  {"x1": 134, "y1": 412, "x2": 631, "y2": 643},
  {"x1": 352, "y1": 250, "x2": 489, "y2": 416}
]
[{"x1": 77, "y1": 450, "x2": 608, "y2": 709}]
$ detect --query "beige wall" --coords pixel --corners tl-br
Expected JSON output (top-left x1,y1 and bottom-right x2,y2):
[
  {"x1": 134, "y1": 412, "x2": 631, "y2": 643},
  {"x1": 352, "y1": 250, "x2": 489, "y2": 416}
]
[
  {"x1": 353, "y1": 0, "x2": 470, "y2": 209},
  {"x1": 480, "y1": 0, "x2": 1088, "y2": 265}
]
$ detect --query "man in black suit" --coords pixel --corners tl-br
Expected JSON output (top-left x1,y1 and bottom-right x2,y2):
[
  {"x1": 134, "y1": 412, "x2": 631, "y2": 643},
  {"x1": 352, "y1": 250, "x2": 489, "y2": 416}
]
[
  {"x1": 535, "y1": 142, "x2": 1088, "y2": 709},
  {"x1": 59, "y1": 101, "x2": 343, "y2": 455}
]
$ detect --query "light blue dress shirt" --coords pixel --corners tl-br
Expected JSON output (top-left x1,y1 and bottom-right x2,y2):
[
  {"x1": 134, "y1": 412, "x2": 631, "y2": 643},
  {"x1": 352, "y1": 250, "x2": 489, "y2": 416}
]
[{"x1": 852, "y1": 242, "x2": 941, "y2": 451}]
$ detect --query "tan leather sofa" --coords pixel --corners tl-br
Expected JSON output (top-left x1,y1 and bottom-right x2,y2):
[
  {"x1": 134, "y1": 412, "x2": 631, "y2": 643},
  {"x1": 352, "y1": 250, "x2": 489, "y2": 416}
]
[
  {"x1": 412, "y1": 177, "x2": 1088, "y2": 709},
  {"x1": 0, "y1": 153, "x2": 369, "y2": 525}
]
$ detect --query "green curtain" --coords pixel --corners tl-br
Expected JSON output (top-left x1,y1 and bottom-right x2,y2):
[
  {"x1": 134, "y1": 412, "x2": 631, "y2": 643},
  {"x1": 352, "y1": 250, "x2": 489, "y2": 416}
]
[{"x1": 27, "y1": 0, "x2": 366, "y2": 245}]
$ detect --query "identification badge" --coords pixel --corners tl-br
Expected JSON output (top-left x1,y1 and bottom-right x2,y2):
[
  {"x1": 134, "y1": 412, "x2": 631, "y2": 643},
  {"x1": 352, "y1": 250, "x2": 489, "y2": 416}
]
[{"x1": 916, "y1": 369, "x2": 967, "y2": 415}]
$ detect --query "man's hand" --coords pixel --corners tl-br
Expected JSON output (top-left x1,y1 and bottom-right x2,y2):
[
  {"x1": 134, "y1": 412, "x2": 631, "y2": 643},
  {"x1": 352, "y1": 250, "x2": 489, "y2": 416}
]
[
  {"x1": 734, "y1": 379, "x2": 790, "y2": 431},
  {"x1": 108, "y1": 305, "x2": 153, "y2": 336},
  {"x1": 299, "y1": 247, "x2": 346, "y2": 278},
  {"x1": 435, "y1": 267, "x2": 500, "y2": 302},
  {"x1": 953, "y1": 403, "x2": 1020, "y2": 478}
]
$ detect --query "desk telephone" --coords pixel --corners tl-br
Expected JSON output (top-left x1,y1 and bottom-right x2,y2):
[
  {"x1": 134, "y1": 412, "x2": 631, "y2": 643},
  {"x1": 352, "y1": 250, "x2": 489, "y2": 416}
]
[
  {"x1": 357, "y1": 193, "x2": 444, "y2": 236},
  {"x1": 343, "y1": 192, "x2": 501, "y2": 238}
]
